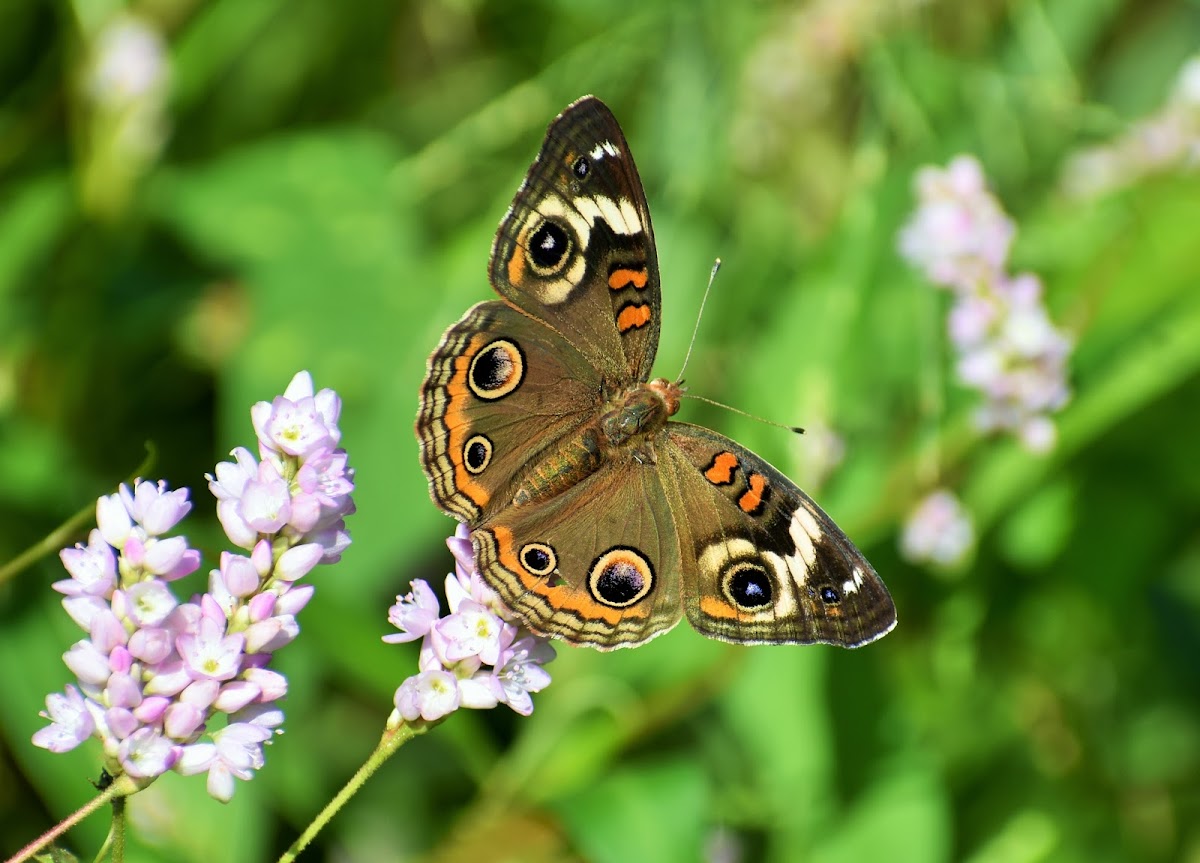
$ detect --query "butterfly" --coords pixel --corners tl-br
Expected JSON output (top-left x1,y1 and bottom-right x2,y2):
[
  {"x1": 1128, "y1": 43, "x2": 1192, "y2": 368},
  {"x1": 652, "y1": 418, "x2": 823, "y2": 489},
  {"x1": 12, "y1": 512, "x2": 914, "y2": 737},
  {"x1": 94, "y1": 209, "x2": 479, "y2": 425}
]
[{"x1": 416, "y1": 96, "x2": 896, "y2": 650}]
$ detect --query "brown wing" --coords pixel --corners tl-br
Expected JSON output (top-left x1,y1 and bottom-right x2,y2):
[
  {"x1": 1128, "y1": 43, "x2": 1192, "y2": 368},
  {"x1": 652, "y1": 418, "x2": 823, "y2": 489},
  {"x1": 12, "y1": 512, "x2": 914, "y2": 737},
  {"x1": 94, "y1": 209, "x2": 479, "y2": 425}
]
[
  {"x1": 416, "y1": 300, "x2": 602, "y2": 526},
  {"x1": 664, "y1": 424, "x2": 896, "y2": 647},
  {"x1": 488, "y1": 96, "x2": 661, "y2": 384},
  {"x1": 471, "y1": 459, "x2": 683, "y2": 650}
]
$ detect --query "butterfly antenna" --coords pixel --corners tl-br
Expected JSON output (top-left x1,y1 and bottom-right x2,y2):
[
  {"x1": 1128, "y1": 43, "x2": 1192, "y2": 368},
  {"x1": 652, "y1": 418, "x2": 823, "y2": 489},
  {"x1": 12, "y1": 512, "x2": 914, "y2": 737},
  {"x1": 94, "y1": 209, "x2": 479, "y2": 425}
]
[
  {"x1": 676, "y1": 258, "x2": 722, "y2": 382},
  {"x1": 682, "y1": 394, "x2": 805, "y2": 435}
]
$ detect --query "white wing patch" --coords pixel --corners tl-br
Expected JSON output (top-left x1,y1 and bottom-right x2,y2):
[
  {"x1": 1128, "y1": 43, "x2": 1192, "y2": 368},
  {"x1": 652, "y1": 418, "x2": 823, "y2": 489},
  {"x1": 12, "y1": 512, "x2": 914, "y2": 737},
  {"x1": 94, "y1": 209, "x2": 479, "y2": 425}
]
[
  {"x1": 841, "y1": 567, "x2": 866, "y2": 596},
  {"x1": 573, "y1": 194, "x2": 643, "y2": 236},
  {"x1": 786, "y1": 511, "x2": 818, "y2": 573},
  {"x1": 589, "y1": 140, "x2": 621, "y2": 160}
]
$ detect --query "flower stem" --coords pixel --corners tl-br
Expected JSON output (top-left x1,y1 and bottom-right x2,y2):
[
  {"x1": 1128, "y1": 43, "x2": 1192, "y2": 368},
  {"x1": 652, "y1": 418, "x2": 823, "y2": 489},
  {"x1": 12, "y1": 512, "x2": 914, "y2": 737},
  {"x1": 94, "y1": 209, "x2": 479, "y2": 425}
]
[
  {"x1": 3, "y1": 774, "x2": 138, "y2": 863},
  {"x1": 0, "y1": 444, "x2": 156, "y2": 586},
  {"x1": 276, "y1": 719, "x2": 430, "y2": 862}
]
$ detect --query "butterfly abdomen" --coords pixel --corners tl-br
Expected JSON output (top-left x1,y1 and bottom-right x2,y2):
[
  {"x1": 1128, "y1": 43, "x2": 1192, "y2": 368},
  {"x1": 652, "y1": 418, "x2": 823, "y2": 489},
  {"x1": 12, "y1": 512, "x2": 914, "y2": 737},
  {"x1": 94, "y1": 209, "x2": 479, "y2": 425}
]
[
  {"x1": 512, "y1": 426, "x2": 604, "y2": 507},
  {"x1": 512, "y1": 378, "x2": 682, "y2": 507}
]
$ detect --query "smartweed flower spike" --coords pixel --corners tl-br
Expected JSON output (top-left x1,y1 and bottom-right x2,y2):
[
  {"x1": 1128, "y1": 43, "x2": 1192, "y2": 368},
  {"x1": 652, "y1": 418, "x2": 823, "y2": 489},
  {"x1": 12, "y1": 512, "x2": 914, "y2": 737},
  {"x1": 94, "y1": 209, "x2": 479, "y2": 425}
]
[
  {"x1": 898, "y1": 156, "x2": 1073, "y2": 453},
  {"x1": 899, "y1": 489, "x2": 975, "y2": 568},
  {"x1": 1062, "y1": 54, "x2": 1200, "y2": 200},
  {"x1": 34, "y1": 371, "x2": 355, "y2": 802},
  {"x1": 384, "y1": 524, "x2": 555, "y2": 724}
]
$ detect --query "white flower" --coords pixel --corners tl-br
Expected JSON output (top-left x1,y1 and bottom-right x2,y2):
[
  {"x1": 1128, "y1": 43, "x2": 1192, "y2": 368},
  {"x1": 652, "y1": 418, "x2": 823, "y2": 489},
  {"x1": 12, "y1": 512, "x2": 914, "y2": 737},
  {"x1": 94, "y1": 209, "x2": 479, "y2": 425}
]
[
  {"x1": 32, "y1": 686, "x2": 95, "y2": 753},
  {"x1": 394, "y1": 670, "x2": 462, "y2": 722}
]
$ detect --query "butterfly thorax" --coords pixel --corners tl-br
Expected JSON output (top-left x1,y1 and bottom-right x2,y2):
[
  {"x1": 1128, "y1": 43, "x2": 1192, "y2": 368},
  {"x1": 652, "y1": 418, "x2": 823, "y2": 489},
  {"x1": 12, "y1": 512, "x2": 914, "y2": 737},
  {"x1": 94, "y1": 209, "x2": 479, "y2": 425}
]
[
  {"x1": 600, "y1": 377, "x2": 681, "y2": 446},
  {"x1": 511, "y1": 378, "x2": 683, "y2": 508}
]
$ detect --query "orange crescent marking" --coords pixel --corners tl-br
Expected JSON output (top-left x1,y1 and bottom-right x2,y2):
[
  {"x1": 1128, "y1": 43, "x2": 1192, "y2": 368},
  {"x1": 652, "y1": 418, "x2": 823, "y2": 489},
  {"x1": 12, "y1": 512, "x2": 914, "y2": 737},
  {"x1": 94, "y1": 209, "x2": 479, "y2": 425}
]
[
  {"x1": 608, "y1": 268, "x2": 649, "y2": 290},
  {"x1": 493, "y1": 526, "x2": 637, "y2": 624},
  {"x1": 700, "y1": 596, "x2": 740, "y2": 620},
  {"x1": 616, "y1": 304, "x2": 652, "y2": 333},
  {"x1": 704, "y1": 451, "x2": 739, "y2": 485},
  {"x1": 738, "y1": 473, "x2": 768, "y2": 514},
  {"x1": 506, "y1": 242, "x2": 526, "y2": 288},
  {"x1": 444, "y1": 337, "x2": 493, "y2": 509}
]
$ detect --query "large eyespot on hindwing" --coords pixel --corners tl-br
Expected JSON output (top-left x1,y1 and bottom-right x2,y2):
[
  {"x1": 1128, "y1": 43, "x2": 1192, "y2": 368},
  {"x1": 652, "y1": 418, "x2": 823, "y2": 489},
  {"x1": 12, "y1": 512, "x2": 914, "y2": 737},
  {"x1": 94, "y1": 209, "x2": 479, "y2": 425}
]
[
  {"x1": 697, "y1": 537, "x2": 796, "y2": 621},
  {"x1": 588, "y1": 546, "x2": 655, "y2": 608},
  {"x1": 721, "y1": 558, "x2": 776, "y2": 612},
  {"x1": 468, "y1": 338, "x2": 525, "y2": 401},
  {"x1": 526, "y1": 218, "x2": 573, "y2": 276},
  {"x1": 520, "y1": 542, "x2": 557, "y2": 577},
  {"x1": 463, "y1": 434, "x2": 493, "y2": 475}
]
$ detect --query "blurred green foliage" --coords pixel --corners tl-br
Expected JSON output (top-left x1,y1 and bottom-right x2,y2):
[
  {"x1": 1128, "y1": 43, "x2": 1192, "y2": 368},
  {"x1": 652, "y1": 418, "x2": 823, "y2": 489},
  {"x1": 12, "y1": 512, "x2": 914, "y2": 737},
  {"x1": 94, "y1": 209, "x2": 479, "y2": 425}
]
[{"x1": 1, "y1": 0, "x2": 1198, "y2": 861}]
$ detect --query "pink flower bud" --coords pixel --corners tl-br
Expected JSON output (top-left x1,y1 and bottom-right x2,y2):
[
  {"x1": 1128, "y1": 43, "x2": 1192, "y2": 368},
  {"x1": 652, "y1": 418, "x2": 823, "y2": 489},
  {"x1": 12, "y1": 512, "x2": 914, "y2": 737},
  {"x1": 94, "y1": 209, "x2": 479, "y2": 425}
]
[
  {"x1": 164, "y1": 702, "x2": 206, "y2": 739},
  {"x1": 129, "y1": 627, "x2": 174, "y2": 664},
  {"x1": 63, "y1": 596, "x2": 109, "y2": 633},
  {"x1": 275, "y1": 543, "x2": 322, "y2": 582},
  {"x1": 243, "y1": 619, "x2": 282, "y2": 653},
  {"x1": 105, "y1": 672, "x2": 143, "y2": 709},
  {"x1": 247, "y1": 592, "x2": 276, "y2": 622},
  {"x1": 181, "y1": 678, "x2": 220, "y2": 709},
  {"x1": 64, "y1": 641, "x2": 111, "y2": 686},
  {"x1": 251, "y1": 540, "x2": 273, "y2": 576},
  {"x1": 217, "y1": 499, "x2": 258, "y2": 550},
  {"x1": 143, "y1": 659, "x2": 191, "y2": 697},
  {"x1": 123, "y1": 536, "x2": 146, "y2": 567},
  {"x1": 133, "y1": 696, "x2": 170, "y2": 724},
  {"x1": 96, "y1": 493, "x2": 133, "y2": 548},
  {"x1": 106, "y1": 707, "x2": 138, "y2": 739},
  {"x1": 90, "y1": 610, "x2": 128, "y2": 655},
  {"x1": 243, "y1": 668, "x2": 287, "y2": 702},
  {"x1": 108, "y1": 646, "x2": 134, "y2": 675},
  {"x1": 220, "y1": 552, "x2": 260, "y2": 597},
  {"x1": 275, "y1": 584, "x2": 313, "y2": 616},
  {"x1": 213, "y1": 680, "x2": 261, "y2": 713}
]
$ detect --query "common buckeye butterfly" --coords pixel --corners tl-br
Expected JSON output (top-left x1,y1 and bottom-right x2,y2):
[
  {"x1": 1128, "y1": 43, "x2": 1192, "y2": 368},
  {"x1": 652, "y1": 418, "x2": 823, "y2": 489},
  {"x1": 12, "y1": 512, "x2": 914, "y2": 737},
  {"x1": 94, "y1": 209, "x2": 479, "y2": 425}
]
[{"x1": 416, "y1": 96, "x2": 895, "y2": 649}]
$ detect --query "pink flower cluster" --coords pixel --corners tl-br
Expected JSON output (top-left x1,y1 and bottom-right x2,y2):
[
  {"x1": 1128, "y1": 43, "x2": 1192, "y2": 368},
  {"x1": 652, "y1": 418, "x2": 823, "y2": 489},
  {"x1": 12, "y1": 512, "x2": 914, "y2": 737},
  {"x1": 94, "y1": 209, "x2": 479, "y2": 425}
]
[
  {"x1": 899, "y1": 489, "x2": 975, "y2": 568},
  {"x1": 384, "y1": 525, "x2": 554, "y2": 722},
  {"x1": 33, "y1": 372, "x2": 354, "y2": 802},
  {"x1": 1062, "y1": 55, "x2": 1200, "y2": 200},
  {"x1": 898, "y1": 156, "x2": 1073, "y2": 453}
]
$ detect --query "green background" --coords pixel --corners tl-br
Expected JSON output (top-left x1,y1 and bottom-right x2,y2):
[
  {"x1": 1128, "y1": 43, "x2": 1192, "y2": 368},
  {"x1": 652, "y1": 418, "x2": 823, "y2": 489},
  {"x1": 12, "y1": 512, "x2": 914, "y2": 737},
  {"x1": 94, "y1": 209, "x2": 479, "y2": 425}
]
[{"x1": 1, "y1": 1, "x2": 1198, "y2": 861}]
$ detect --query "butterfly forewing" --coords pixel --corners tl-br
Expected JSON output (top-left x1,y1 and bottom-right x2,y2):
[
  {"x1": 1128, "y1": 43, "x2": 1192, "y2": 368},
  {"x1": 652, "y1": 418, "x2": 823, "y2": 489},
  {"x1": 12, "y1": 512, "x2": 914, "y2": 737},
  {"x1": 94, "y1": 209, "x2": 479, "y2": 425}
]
[
  {"x1": 416, "y1": 300, "x2": 603, "y2": 525},
  {"x1": 488, "y1": 96, "x2": 662, "y2": 384}
]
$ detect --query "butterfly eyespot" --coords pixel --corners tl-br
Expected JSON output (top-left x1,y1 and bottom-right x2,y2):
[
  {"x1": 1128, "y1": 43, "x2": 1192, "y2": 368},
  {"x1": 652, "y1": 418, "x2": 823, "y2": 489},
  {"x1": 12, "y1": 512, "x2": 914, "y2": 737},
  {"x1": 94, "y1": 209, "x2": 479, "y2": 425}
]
[
  {"x1": 588, "y1": 547, "x2": 655, "y2": 608},
  {"x1": 572, "y1": 155, "x2": 590, "y2": 178},
  {"x1": 468, "y1": 338, "x2": 525, "y2": 400},
  {"x1": 819, "y1": 586, "x2": 841, "y2": 605},
  {"x1": 520, "y1": 542, "x2": 557, "y2": 576},
  {"x1": 463, "y1": 435, "x2": 493, "y2": 474},
  {"x1": 722, "y1": 560, "x2": 774, "y2": 611},
  {"x1": 526, "y1": 219, "x2": 573, "y2": 275}
]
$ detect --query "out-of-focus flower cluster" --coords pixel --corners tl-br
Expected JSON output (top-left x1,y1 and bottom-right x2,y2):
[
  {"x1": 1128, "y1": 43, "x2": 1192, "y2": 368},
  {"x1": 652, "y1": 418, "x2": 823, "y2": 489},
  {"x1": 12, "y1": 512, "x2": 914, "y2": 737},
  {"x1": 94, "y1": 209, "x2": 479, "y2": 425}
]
[
  {"x1": 34, "y1": 372, "x2": 354, "y2": 802},
  {"x1": 384, "y1": 525, "x2": 554, "y2": 723},
  {"x1": 899, "y1": 156, "x2": 1073, "y2": 453},
  {"x1": 79, "y1": 14, "x2": 170, "y2": 220},
  {"x1": 899, "y1": 489, "x2": 975, "y2": 569},
  {"x1": 1061, "y1": 55, "x2": 1200, "y2": 200}
]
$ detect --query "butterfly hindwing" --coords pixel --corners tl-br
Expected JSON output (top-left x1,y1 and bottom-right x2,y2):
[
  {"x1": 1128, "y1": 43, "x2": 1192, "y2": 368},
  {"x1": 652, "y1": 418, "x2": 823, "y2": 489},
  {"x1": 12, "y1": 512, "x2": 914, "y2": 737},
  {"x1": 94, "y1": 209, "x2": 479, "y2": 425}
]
[
  {"x1": 472, "y1": 460, "x2": 684, "y2": 649},
  {"x1": 665, "y1": 424, "x2": 896, "y2": 647}
]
